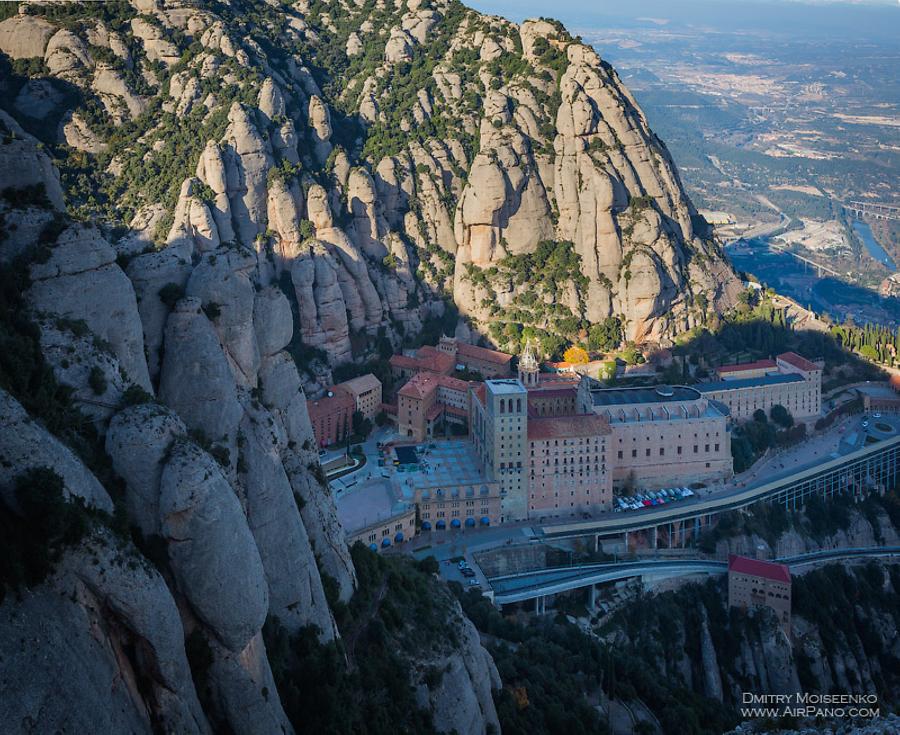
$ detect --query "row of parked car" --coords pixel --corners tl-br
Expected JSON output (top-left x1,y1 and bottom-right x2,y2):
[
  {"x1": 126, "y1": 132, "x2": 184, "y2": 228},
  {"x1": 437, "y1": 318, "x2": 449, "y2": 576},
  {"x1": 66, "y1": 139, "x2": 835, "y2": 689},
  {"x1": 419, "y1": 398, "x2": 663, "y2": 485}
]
[
  {"x1": 614, "y1": 486, "x2": 695, "y2": 512},
  {"x1": 456, "y1": 560, "x2": 480, "y2": 586}
]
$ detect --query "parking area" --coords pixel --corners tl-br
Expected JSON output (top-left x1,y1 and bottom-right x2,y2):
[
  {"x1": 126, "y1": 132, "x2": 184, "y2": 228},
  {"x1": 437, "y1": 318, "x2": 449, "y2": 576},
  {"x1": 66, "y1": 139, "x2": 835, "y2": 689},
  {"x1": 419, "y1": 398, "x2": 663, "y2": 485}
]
[{"x1": 614, "y1": 486, "x2": 696, "y2": 514}]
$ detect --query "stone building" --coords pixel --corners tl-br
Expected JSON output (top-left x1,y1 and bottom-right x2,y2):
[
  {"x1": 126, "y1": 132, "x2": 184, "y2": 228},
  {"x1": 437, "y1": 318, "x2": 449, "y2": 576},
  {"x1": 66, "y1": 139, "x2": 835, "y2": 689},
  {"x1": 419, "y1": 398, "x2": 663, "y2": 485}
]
[
  {"x1": 518, "y1": 340, "x2": 580, "y2": 417},
  {"x1": 397, "y1": 372, "x2": 470, "y2": 441},
  {"x1": 696, "y1": 352, "x2": 821, "y2": 422},
  {"x1": 469, "y1": 379, "x2": 529, "y2": 521},
  {"x1": 527, "y1": 414, "x2": 612, "y2": 518},
  {"x1": 338, "y1": 373, "x2": 382, "y2": 420},
  {"x1": 389, "y1": 345, "x2": 455, "y2": 381},
  {"x1": 470, "y1": 377, "x2": 614, "y2": 522},
  {"x1": 438, "y1": 335, "x2": 514, "y2": 378},
  {"x1": 728, "y1": 555, "x2": 792, "y2": 635},
  {"x1": 307, "y1": 386, "x2": 355, "y2": 447},
  {"x1": 577, "y1": 379, "x2": 733, "y2": 490},
  {"x1": 337, "y1": 481, "x2": 417, "y2": 551},
  {"x1": 414, "y1": 481, "x2": 502, "y2": 531}
]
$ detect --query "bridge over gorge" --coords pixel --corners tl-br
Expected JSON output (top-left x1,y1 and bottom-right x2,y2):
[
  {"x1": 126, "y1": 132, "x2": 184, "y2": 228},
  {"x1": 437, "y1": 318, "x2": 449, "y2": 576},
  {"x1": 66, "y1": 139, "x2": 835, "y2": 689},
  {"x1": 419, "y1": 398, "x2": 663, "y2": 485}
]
[
  {"x1": 766, "y1": 240, "x2": 841, "y2": 277},
  {"x1": 845, "y1": 201, "x2": 900, "y2": 223},
  {"x1": 488, "y1": 546, "x2": 900, "y2": 609}
]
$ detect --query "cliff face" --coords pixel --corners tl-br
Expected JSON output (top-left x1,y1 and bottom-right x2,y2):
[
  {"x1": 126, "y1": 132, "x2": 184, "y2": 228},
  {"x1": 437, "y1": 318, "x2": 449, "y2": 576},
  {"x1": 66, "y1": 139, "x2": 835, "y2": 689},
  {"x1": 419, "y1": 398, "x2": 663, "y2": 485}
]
[
  {"x1": 609, "y1": 561, "x2": 900, "y2": 715},
  {"x1": 0, "y1": 0, "x2": 738, "y2": 382},
  {"x1": 0, "y1": 112, "x2": 497, "y2": 734},
  {"x1": 0, "y1": 0, "x2": 738, "y2": 729}
]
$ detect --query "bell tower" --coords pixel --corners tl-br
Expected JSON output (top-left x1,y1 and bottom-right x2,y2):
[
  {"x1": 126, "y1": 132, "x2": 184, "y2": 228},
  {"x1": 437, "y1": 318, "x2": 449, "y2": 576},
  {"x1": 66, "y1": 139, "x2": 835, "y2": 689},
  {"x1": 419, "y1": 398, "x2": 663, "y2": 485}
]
[{"x1": 518, "y1": 339, "x2": 540, "y2": 388}]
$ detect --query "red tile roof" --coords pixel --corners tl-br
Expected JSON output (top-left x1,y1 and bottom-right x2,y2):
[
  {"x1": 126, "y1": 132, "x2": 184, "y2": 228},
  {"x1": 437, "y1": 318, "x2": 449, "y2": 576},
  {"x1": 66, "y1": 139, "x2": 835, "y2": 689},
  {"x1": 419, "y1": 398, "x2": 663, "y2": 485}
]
[
  {"x1": 390, "y1": 348, "x2": 455, "y2": 375},
  {"x1": 437, "y1": 374, "x2": 469, "y2": 392},
  {"x1": 457, "y1": 341, "x2": 513, "y2": 365},
  {"x1": 777, "y1": 352, "x2": 818, "y2": 373},
  {"x1": 307, "y1": 386, "x2": 354, "y2": 419},
  {"x1": 390, "y1": 354, "x2": 421, "y2": 370},
  {"x1": 398, "y1": 372, "x2": 439, "y2": 400},
  {"x1": 530, "y1": 387, "x2": 577, "y2": 398},
  {"x1": 527, "y1": 414, "x2": 611, "y2": 440},
  {"x1": 527, "y1": 377, "x2": 579, "y2": 396},
  {"x1": 717, "y1": 359, "x2": 777, "y2": 375},
  {"x1": 728, "y1": 554, "x2": 791, "y2": 584}
]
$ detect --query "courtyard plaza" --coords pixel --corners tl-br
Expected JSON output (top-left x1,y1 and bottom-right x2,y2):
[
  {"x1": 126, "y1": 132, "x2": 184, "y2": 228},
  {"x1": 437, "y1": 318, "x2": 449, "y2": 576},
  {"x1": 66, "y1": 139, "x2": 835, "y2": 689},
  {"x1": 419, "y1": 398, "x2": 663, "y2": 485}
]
[{"x1": 334, "y1": 436, "x2": 498, "y2": 548}]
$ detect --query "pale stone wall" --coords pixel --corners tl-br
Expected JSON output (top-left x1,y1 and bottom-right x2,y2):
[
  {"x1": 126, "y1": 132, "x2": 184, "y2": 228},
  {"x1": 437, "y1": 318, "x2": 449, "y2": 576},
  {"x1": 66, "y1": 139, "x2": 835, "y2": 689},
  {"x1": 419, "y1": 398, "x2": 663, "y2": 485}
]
[
  {"x1": 703, "y1": 379, "x2": 819, "y2": 422},
  {"x1": 527, "y1": 434, "x2": 612, "y2": 517},
  {"x1": 609, "y1": 414, "x2": 732, "y2": 489}
]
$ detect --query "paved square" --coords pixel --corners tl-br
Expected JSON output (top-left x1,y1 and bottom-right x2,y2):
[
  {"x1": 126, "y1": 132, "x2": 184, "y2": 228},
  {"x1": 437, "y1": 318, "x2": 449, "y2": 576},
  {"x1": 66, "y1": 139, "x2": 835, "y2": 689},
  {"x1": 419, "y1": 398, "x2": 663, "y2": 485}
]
[{"x1": 405, "y1": 440, "x2": 489, "y2": 492}]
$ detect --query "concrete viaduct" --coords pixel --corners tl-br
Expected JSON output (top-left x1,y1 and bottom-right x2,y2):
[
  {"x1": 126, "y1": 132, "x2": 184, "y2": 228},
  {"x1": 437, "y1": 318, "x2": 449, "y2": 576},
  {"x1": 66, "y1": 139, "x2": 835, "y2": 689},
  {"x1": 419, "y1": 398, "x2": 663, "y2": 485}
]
[
  {"x1": 533, "y1": 433, "x2": 900, "y2": 554},
  {"x1": 488, "y1": 547, "x2": 900, "y2": 610}
]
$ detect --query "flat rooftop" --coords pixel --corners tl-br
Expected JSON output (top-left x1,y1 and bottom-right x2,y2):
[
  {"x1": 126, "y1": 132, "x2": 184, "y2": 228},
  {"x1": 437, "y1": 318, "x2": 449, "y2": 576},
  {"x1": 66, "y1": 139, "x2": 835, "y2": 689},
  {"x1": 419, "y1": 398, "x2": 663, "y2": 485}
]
[
  {"x1": 485, "y1": 378, "x2": 527, "y2": 395},
  {"x1": 398, "y1": 440, "x2": 492, "y2": 499},
  {"x1": 695, "y1": 373, "x2": 804, "y2": 393},
  {"x1": 718, "y1": 359, "x2": 777, "y2": 375},
  {"x1": 336, "y1": 479, "x2": 405, "y2": 533},
  {"x1": 588, "y1": 385, "x2": 701, "y2": 407}
]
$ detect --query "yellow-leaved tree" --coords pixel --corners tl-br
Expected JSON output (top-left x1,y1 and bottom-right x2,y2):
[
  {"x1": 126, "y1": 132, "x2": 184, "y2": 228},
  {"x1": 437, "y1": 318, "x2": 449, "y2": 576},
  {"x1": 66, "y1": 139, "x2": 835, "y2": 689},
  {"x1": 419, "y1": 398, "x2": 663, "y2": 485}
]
[{"x1": 563, "y1": 345, "x2": 589, "y2": 364}]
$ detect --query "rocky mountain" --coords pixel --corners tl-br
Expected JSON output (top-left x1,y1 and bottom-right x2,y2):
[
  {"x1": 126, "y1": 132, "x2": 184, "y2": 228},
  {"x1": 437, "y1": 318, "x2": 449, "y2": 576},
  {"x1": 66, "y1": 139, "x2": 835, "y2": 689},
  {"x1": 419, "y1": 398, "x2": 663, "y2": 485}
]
[
  {"x1": 0, "y1": 0, "x2": 738, "y2": 386},
  {"x1": 0, "y1": 95, "x2": 496, "y2": 735},
  {"x1": 0, "y1": 0, "x2": 742, "y2": 731}
]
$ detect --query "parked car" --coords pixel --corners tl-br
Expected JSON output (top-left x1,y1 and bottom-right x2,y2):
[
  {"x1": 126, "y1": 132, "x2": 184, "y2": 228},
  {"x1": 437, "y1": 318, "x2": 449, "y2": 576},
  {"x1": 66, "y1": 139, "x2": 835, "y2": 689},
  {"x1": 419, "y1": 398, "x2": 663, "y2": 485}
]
[{"x1": 462, "y1": 568, "x2": 476, "y2": 578}]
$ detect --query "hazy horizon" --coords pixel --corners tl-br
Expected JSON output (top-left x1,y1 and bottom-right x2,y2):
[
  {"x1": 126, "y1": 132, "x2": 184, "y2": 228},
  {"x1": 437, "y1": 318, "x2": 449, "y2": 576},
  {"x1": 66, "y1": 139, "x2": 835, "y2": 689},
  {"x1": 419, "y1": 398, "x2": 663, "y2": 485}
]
[{"x1": 468, "y1": 0, "x2": 900, "y2": 42}]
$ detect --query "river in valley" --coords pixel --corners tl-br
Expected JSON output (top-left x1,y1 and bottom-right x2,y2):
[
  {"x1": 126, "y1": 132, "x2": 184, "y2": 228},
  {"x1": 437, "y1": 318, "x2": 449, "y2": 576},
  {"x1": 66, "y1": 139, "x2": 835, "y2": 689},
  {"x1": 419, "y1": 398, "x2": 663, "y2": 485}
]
[
  {"x1": 853, "y1": 219, "x2": 896, "y2": 270},
  {"x1": 725, "y1": 237, "x2": 900, "y2": 327}
]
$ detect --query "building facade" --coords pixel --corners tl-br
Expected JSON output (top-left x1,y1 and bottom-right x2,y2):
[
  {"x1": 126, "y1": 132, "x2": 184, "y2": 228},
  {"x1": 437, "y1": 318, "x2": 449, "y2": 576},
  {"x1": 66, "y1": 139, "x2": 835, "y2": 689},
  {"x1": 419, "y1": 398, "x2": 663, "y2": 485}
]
[
  {"x1": 470, "y1": 380, "x2": 529, "y2": 521},
  {"x1": 527, "y1": 414, "x2": 612, "y2": 518},
  {"x1": 397, "y1": 372, "x2": 471, "y2": 441},
  {"x1": 727, "y1": 554, "x2": 792, "y2": 635},
  {"x1": 697, "y1": 352, "x2": 821, "y2": 422},
  {"x1": 578, "y1": 379, "x2": 733, "y2": 489},
  {"x1": 439, "y1": 335, "x2": 514, "y2": 378},
  {"x1": 346, "y1": 508, "x2": 417, "y2": 550},
  {"x1": 307, "y1": 386, "x2": 355, "y2": 447},
  {"x1": 339, "y1": 373, "x2": 383, "y2": 420},
  {"x1": 413, "y1": 481, "x2": 502, "y2": 531},
  {"x1": 470, "y1": 377, "x2": 615, "y2": 522},
  {"x1": 389, "y1": 345, "x2": 455, "y2": 381}
]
